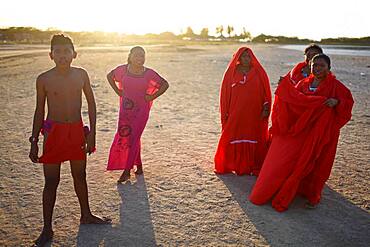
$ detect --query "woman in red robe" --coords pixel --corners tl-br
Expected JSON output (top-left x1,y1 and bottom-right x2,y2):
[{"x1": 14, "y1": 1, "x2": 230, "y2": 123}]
[
  {"x1": 214, "y1": 47, "x2": 272, "y2": 176},
  {"x1": 249, "y1": 54, "x2": 354, "y2": 212},
  {"x1": 288, "y1": 44, "x2": 323, "y2": 84}
]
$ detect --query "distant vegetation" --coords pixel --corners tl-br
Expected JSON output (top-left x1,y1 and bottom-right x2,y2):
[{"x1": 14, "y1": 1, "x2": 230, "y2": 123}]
[
  {"x1": 320, "y1": 37, "x2": 370, "y2": 46},
  {"x1": 252, "y1": 34, "x2": 313, "y2": 44},
  {"x1": 0, "y1": 26, "x2": 369, "y2": 46}
]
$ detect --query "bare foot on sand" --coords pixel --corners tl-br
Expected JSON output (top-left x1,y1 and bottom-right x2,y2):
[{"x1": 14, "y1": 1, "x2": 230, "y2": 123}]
[
  {"x1": 80, "y1": 215, "x2": 112, "y2": 225},
  {"x1": 117, "y1": 170, "x2": 131, "y2": 183},
  {"x1": 33, "y1": 229, "x2": 54, "y2": 247},
  {"x1": 135, "y1": 165, "x2": 143, "y2": 175}
]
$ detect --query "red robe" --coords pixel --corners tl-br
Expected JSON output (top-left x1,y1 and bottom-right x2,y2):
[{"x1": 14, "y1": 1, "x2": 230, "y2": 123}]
[
  {"x1": 289, "y1": 61, "x2": 308, "y2": 84},
  {"x1": 214, "y1": 47, "x2": 272, "y2": 175},
  {"x1": 249, "y1": 73, "x2": 354, "y2": 211}
]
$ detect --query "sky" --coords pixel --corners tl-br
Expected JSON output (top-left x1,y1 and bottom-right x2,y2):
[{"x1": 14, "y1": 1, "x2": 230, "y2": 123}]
[{"x1": 1, "y1": 0, "x2": 369, "y2": 40}]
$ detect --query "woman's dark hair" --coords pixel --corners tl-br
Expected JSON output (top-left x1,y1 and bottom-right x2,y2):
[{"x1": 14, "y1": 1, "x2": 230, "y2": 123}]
[
  {"x1": 304, "y1": 44, "x2": 323, "y2": 54},
  {"x1": 51, "y1": 34, "x2": 74, "y2": 51},
  {"x1": 127, "y1": 46, "x2": 145, "y2": 64},
  {"x1": 312, "y1": 53, "x2": 331, "y2": 69}
]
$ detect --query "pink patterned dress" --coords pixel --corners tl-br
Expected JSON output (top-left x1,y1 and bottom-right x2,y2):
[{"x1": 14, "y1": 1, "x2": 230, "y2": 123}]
[{"x1": 107, "y1": 64, "x2": 163, "y2": 170}]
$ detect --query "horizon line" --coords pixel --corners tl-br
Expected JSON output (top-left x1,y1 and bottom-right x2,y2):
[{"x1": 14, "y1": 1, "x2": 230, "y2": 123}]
[{"x1": 1, "y1": 25, "x2": 369, "y2": 41}]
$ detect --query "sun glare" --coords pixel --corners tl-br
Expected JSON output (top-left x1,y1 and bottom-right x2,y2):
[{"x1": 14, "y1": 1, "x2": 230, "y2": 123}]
[{"x1": 0, "y1": 0, "x2": 369, "y2": 39}]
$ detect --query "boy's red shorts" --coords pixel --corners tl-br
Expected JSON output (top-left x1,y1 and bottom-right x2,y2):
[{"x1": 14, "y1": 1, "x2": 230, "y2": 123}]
[{"x1": 39, "y1": 120, "x2": 86, "y2": 164}]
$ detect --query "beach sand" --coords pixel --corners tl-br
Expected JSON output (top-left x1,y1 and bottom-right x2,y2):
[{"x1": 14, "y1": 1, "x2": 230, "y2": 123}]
[{"x1": 0, "y1": 44, "x2": 369, "y2": 246}]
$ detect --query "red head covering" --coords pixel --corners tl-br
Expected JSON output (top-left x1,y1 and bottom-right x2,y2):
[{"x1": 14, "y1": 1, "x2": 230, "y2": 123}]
[
  {"x1": 220, "y1": 47, "x2": 272, "y2": 127},
  {"x1": 215, "y1": 47, "x2": 272, "y2": 175},
  {"x1": 289, "y1": 61, "x2": 308, "y2": 84}
]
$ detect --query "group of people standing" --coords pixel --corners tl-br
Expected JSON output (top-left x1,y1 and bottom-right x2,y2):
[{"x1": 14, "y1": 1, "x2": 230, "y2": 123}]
[
  {"x1": 214, "y1": 45, "x2": 354, "y2": 212},
  {"x1": 28, "y1": 34, "x2": 353, "y2": 246}
]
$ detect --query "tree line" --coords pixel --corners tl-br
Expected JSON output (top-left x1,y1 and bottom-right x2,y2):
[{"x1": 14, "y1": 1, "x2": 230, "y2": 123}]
[{"x1": 0, "y1": 26, "x2": 369, "y2": 45}]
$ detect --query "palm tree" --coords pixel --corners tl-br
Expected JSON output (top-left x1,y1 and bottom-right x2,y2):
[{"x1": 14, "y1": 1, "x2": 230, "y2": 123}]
[
  {"x1": 242, "y1": 27, "x2": 252, "y2": 40},
  {"x1": 216, "y1": 25, "x2": 224, "y2": 38},
  {"x1": 227, "y1": 25, "x2": 234, "y2": 38}
]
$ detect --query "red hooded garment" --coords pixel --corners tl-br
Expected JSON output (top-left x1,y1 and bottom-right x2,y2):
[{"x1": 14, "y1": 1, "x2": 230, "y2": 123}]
[
  {"x1": 214, "y1": 47, "x2": 272, "y2": 176},
  {"x1": 289, "y1": 61, "x2": 308, "y2": 84},
  {"x1": 249, "y1": 72, "x2": 354, "y2": 212}
]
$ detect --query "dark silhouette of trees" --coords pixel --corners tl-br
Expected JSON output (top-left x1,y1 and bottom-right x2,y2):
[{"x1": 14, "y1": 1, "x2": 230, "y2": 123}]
[
  {"x1": 321, "y1": 37, "x2": 370, "y2": 45},
  {"x1": 226, "y1": 25, "x2": 234, "y2": 38},
  {"x1": 184, "y1": 27, "x2": 195, "y2": 37},
  {"x1": 0, "y1": 26, "x2": 368, "y2": 45},
  {"x1": 200, "y1": 28, "x2": 209, "y2": 39},
  {"x1": 216, "y1": 25, "x2": 224, "y2": 38},
  {"x1": 252, "y1": 34, "x2": 314, "y2": 44},
  {"x1": 241, "y1": 27, "x2": 251, "y2": 40}
]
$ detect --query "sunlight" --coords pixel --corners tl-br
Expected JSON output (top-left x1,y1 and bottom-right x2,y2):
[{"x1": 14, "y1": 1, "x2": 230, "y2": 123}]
[{"x1": 0, "y1": 0, "x2": 369, "y2": 39}]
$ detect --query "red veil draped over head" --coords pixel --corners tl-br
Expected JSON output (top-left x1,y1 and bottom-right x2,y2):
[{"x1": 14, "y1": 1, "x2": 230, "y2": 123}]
[
  {"x1": 249, "y1": 73, "x2": 353, "y2": 211},
  {"x1": 214, "y1": 47, "x2": 272, "y2": 175},
  {"x1": 289, "y1": 61, "x2": 308, "y2": 84}
]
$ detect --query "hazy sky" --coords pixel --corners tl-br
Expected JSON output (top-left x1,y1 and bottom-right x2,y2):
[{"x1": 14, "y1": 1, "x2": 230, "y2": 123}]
[{"x1": 1, "y1": 0, "x2": 369, "y2": 40}]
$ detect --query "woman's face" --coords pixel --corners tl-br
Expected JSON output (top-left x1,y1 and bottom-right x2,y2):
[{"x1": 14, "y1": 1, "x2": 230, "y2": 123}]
[
  {"x1": 129, "y1": 49, "x2": 145, "y2": 66},
  {"x1": 311, "y1": 57, "x2": 330, "y2": 79},
  {"x1": 305, "y1": 48, "x2": 321, "y2": 63},
  {"x1": 239, "y1": 51, "x2": 251, "y2": 66}
]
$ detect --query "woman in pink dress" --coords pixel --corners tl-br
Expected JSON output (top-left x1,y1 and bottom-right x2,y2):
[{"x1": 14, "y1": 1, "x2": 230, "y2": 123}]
[{"x1": 106, "y1": 46, "x2": 169, "y2": 182}]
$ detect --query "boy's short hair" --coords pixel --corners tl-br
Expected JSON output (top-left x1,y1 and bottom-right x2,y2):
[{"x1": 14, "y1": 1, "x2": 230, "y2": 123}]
[
  {"x1": 312, "y1": 53, "x2": 331, "y2": 69},
  {"x1": 51, "y1": 34, "x2": 75, "y2": 51},
  {"x1": 304, "y1": 44, "x2": 323, "y2": 54}
]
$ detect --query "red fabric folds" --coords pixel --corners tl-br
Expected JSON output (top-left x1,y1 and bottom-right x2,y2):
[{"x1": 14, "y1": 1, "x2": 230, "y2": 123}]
[
  {"x1": 249, "y1": 73, "x2": 353, "y2": 211},
  {"x1": 214, "y1": 47, "x2": 272, "y2": 175},
  {"x1": 289, "y1": 61, "x2": 308, "y2": 84}
]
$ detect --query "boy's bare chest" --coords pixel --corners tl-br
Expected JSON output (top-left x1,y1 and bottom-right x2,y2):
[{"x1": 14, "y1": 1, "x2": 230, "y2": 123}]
[{"x1": 45, "y1": 77, "x2": 84, "y2": 97}]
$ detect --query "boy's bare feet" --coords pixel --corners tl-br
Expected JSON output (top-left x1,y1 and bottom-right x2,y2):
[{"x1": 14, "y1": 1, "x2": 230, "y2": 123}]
[
  {"x1": 33, "y1": 229, "x2": 54, "y2": 247},
  {"x1": 117, "y1": 170, "x2": 130, "y2": 183},
  {"x1": 80, "y1": 214, "x2": 112, "y2": 224},
  {"x1": 135, "y1": 165, "x2": 143, "y2": 175}
]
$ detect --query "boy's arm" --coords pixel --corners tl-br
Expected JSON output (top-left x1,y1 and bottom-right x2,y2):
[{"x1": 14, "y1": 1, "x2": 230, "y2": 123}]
[
  {"x1": 29, "y1": 75, "x2": 46, "y2": 162},
  {"x1": 82, "y1": 69, "x2": 96, "y2": 154}
]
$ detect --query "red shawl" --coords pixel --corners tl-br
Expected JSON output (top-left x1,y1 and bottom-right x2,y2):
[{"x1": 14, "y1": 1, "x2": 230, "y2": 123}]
[
  {"x1": 289, "y1": 61, "x2": 308, "y2": 84},
  {"x1": 249, "y1": 73, "x2": 353, "y2": 211}
]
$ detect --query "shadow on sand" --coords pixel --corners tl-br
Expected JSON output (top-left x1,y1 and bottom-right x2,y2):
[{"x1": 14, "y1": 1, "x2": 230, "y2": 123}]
[
  {"x1": 76, "y1": 174, "x2": 156, "y2": 246},
  {"x1": 217, "y1": 174, "x2": 370, "y2": 247}
]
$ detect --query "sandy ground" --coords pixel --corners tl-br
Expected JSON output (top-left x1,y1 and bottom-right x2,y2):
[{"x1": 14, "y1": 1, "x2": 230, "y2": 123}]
[{"x1": 0, "y1": 44, "x2": 369, "y2": 246}]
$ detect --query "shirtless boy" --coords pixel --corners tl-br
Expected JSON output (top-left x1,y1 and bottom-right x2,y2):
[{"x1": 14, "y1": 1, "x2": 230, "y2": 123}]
[{"x1": 29, "y1": 34, "x2": 110, "y2": 246}]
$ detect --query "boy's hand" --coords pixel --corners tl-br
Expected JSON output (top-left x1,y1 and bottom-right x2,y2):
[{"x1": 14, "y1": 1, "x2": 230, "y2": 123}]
[
  {"x1": 29, "y1": 143, "x2": 39, "y2": 163},
  {"x1": 144, "y1": 94, "x2": 156, "y2": 102},
  {"x1": 86, "y1": 132, "x2": 96, "y2": 155}
]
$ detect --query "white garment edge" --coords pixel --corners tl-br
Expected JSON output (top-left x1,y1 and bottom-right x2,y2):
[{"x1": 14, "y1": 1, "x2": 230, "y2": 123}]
[{"x1": 230, "y1": 139, "x2": 258, "y2": 144}]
